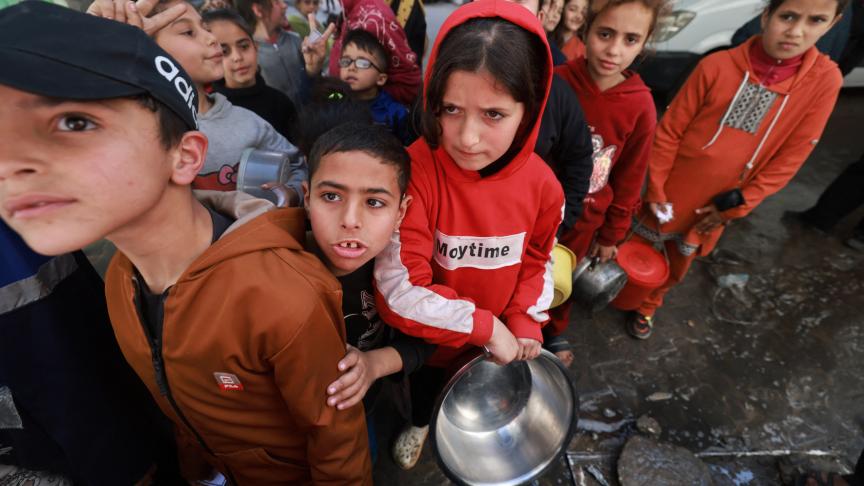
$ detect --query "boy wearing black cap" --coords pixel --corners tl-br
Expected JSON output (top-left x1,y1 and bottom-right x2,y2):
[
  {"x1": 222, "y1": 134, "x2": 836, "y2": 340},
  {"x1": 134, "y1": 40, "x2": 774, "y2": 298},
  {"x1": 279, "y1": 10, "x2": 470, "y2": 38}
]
[{"x1": 0, "y1": 3, "x2": 372, "y2": 485}]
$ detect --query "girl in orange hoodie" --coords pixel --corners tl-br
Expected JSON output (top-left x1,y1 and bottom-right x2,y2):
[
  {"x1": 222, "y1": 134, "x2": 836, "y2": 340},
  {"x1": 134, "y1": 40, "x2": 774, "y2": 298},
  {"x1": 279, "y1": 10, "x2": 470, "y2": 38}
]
[
  {"x1": 546, "y1": 0, "x2": 665, "y2": 363},
  {"x1": 629, "y1": 0, "x2": 847, "y2": 339}
]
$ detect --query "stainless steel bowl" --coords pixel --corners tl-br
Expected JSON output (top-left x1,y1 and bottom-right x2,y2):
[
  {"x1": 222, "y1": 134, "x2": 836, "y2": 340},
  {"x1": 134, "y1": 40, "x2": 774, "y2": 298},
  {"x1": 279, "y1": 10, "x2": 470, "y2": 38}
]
[
  {"x1": 431, "y1": 350, "x2": 578, "y2": 486},
  {"x1": 571, "y1": 257, "x2": 629, "y2": 312}
]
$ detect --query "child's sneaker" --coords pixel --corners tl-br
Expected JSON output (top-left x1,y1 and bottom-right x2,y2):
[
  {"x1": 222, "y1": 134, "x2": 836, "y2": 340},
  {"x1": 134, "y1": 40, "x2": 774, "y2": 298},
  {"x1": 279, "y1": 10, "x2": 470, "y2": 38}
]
[
  {"x1": 392, "y1": 425, "x2": 429, "y2": 470},
  {"x1": 627, "y1": 313, "x2": 654, "y2": 340}
]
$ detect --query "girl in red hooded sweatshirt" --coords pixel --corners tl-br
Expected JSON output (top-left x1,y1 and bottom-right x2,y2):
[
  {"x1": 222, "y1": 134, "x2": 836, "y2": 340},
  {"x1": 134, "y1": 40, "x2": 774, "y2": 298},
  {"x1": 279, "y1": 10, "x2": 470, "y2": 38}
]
[
  {"x1": 628, "y1": 0, "x2": 846, "y2": 340},
  {"x1": 545, "y1": 0, "x2": 664, "y2": 359},
  {"x1": 373, "y1": 0, "x2": 564, "y2": 469}
]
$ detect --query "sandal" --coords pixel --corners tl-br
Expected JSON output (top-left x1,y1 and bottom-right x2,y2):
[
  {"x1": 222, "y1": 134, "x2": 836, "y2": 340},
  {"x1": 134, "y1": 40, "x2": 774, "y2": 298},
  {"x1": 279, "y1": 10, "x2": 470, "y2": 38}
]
[
  {"x1": 627, "y1": 313, "x2": 654, "y2": 340},
  {"x1": 392, "y1": 425, "x2": 429, "y2": 470}
]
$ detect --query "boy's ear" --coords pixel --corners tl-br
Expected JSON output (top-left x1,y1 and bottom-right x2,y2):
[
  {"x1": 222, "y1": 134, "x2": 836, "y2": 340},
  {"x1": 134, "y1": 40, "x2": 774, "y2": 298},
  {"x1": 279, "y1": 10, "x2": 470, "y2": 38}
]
[
  {"x1": 302, "y1": 180, "x2": 311, "y2": 208},
  {"x1": 760, "y1": 9, "x2": 769, "y2": 31},
  {"x1": 251, "y1": 2, "x2": 265, "y2": 19},
  {"x1": 395, "y1": 194, "x2": 412, "y2": 228},
  {"x1": 169, "y1": 131, "x2": 208, "y2": 186},
  {"x1": 376, "y1": 72, "x2": 388, "y2": 87}
]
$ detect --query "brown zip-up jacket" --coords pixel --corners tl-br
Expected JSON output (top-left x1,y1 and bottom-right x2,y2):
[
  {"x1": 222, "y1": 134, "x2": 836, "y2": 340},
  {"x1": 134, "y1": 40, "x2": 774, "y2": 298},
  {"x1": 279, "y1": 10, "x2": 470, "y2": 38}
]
[{"x1": 104, "y1": 191, "x2": 372, "y2": 485}]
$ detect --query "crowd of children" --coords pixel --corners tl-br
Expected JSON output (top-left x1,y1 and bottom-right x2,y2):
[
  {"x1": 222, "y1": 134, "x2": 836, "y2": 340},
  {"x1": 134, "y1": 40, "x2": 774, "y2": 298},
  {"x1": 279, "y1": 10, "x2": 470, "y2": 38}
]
[{"x1": 0, "y1": 0, "x2": 852, "y2": 482}]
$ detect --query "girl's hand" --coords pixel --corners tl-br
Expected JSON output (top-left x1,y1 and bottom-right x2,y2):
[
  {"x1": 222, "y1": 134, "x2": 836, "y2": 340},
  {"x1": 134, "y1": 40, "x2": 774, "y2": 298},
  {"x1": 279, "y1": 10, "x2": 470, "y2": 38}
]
[
  {"x1": 486, "y1": 317, "x2": 518, "y2": 366},
  {"x1": 326, "y1": 345, "x2": 377, "y2": 410},
  {"x1": 589, "y1": 242, "x2": 618, "y2": 263},
  {"x1": 87, "y1": 0, "x2": 186, "y2": 36},
  {"x1": 302, "y1": 14, "x2": 336, "y2": 75},
  {"x1": 694, "y1": 204, "x2": 725, "y2": 234},
  {"x1": 515, "y1": 338, "x2": 541, "y2": 361},
  {"x1": 649, "y1": 202, "x2": 674, "y2": 224}
]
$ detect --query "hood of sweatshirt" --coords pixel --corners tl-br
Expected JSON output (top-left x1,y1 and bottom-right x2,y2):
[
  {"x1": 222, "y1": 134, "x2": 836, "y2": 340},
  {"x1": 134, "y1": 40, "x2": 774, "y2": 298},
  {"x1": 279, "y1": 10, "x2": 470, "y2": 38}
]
[
  {"x1": 422, "y1": 0, "x2": 553, "y2": 181},
  {"x1": 556, "y1": 57, "x2": 650, "y2": 98},
  {"x1": 200, "y1": 92, "x2": 231, "y2": 121},
  {"x1": 183, "y1": 190, "x2": 307, "y2": 278},
  {"x1": 735, "y1": 36, "x2": 835, "y2": 95}
]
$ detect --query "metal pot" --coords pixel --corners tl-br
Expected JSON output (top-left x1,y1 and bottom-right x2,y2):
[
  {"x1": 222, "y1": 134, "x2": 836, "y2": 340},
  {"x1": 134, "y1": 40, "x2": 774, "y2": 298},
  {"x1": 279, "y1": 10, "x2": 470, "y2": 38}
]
[
  {"x1": 430, "y1": 350, "x2": 578, "y2": 486},
  {"x1": 571, "y1": 257, "x2": 629, "y2": 312},
  {"x1": 236, "y1": 148, "x2": 293, "y2": 205}
]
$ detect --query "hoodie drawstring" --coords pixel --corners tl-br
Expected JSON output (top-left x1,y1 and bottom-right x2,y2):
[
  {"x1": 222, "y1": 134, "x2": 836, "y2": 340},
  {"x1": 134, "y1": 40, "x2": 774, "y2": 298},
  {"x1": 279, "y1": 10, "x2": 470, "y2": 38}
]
[
  {"x1": 740, "y1": 93, "x2": 790, "y2": 181},
  {"x1": 702, "y1": 71, "x2": 750, "y2": 150}
]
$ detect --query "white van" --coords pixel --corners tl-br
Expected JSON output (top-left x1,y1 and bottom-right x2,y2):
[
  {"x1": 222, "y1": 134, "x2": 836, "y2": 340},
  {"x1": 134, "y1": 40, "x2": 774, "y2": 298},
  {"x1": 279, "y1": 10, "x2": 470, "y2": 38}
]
[{"x1": 637, "y1": 0, "x2": 863, "y2": 104}]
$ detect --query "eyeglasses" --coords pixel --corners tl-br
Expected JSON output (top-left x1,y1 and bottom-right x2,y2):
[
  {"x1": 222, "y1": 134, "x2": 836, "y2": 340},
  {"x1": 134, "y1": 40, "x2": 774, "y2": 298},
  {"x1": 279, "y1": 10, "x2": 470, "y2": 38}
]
[{"x1": 338, "y1": 56, "x2": 382, "y2": 71}]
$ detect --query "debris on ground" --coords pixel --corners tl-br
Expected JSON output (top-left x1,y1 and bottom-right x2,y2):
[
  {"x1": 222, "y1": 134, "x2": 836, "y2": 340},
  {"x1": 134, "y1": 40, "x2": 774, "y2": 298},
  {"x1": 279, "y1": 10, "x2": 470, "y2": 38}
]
[
  {"x1": 618, "y1": 436, "x2": 714, "y2": 486},
  {"x1": 636, "y1": 415, "x2": 662, "y2": 439}
]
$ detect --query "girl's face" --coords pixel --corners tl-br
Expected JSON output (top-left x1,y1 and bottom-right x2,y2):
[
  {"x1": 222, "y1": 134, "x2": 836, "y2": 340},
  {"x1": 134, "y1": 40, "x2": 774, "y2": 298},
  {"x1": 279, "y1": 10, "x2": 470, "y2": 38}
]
[
  {"x1": 584, "y1": 1, "x2": 652, "y2": 90},
  {"x1": 154, "y1": 6, "x2": 224, "y2": 84},
  {"x1": 297, "y1": 0, "x2": 320, "y2": 17},
  {"x1": 260, "y1": 0, "x2": 288, "y2": 34},
  {"x1": 563, "y1": 0, "x2": 587, "y2": 34},
  {"x1": 439, "y1": 70, "x2": 525, "y2": 172},
  {"x1": 760, "y1": 0, "x2": 840, "y2": 60},
  {"x1": 209, "y1": 20, "x2": 258, "y2": 89},
  {"x1": 542, "y1": 0, "x2": 564, "y2": 32}
]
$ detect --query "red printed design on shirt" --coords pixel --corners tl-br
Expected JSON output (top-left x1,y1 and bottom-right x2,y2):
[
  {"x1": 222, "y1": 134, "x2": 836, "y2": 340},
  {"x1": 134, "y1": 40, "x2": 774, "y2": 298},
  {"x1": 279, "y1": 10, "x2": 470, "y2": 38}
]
[{"x1": 588, "y1": 127, "x2": 617, "y2": 195}]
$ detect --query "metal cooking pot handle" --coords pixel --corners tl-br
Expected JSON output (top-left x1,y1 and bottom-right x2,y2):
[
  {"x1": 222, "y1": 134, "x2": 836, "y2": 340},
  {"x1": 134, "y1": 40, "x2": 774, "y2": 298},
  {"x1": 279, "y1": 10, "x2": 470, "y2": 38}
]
[
  {"x1": 588, "y1": 256, "x2": 600, "y2": 271},
  {"x1": 481, "y1": 345, "x2": 492, "y2": 358}
]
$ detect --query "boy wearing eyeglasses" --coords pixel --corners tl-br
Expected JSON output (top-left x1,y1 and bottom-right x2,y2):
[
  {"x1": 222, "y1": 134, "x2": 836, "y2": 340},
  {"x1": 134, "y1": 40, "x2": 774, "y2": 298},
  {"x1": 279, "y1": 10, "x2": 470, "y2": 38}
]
[{"x1": 339, "y1": 29, "x2": 412, "y2": 145}]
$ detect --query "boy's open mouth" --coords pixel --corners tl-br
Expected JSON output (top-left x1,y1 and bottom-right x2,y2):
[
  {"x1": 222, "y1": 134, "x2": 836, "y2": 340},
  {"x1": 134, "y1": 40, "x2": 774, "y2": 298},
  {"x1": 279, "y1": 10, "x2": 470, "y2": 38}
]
[{"x1": 332, "y1": 240, "x2": 367, "y2": 258}]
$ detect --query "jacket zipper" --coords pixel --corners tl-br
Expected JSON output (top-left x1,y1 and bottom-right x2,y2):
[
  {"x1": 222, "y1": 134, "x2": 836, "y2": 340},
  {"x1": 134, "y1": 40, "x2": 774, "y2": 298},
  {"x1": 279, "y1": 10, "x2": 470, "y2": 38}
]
[{"x1": 132, "y1": 280, "x2": 239, "y2": 484}]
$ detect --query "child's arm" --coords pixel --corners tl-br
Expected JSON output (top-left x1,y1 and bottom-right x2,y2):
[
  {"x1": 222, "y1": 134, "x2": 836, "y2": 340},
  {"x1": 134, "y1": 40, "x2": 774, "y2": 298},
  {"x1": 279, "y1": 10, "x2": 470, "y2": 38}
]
[
  {"x1": 549, "y1": 75, "x2": 594, "y2": 235},
  {"x1": 597, "y1": 102, "x2": 657, "y2": 248},
  {"x1": 645, "y1": 59, "x2": 715, "y2": 204},
  {"x1": 270, "y1": 289, "x2": 371, "y2": 484},
  {"x1": 325, "y1": 333, "x2": 435, "y2": 409},
  {"x1": 721, "y1": 73, "x2": 842, "y2": 221},
  {"x1": 326, "y1": 345, "x2": 402, "y2": 410},
  {"x1": 500, "y1": 178, "x2": 565, "y2": 348}
]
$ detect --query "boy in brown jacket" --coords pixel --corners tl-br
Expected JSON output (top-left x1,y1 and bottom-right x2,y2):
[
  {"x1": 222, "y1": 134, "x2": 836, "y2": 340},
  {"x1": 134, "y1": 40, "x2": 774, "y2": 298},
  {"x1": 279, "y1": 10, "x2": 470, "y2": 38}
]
[{"x1": 0, "y1": 3, "x2": 371, "y2": 485}]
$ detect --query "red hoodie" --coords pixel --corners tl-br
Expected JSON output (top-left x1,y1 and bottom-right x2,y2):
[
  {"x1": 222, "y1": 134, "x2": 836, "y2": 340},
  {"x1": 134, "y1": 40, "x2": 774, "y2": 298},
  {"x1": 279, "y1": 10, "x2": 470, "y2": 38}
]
[
  {"x1": 373, "y1": 0, "x2": 563, "y2": 366},
  {"x1": 554, "y1": 58, "x2": 656, "y2": 254}
]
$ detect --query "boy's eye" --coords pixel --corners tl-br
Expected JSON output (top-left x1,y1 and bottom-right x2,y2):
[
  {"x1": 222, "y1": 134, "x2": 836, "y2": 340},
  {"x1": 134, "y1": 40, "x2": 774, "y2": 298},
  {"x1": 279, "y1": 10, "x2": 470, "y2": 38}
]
[
  {"x1": 56, "y1": 115, "x2": 96, "y2": 132},
  {"x1": 322, "y1": 192, "x2": 341, "y2": 202},
  {"x1": 181, "y1": 29, "x2": 194, "y2": 37},
  {"x1": 221, "y1": 45, "x2": 230, "y2": 55},
  {"x1": 367, "y1": 198, "x2": 385, "y2": 208},
  {"x1": 626, "y1": 35, "x2": 640, "y2": 44}
]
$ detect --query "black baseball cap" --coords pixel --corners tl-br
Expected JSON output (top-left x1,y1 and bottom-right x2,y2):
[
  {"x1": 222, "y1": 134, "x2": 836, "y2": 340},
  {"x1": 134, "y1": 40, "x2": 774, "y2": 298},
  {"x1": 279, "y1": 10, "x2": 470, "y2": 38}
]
[{"x1": 0, "y1": 1, "x2": 199, "y2": 130}]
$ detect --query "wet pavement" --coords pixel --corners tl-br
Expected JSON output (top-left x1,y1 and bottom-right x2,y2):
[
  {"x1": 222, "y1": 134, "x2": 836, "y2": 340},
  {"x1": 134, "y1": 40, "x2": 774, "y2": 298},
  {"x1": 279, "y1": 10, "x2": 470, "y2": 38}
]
[{"x1": 372, "y1": 90, "x2": 864, "y2": 485}]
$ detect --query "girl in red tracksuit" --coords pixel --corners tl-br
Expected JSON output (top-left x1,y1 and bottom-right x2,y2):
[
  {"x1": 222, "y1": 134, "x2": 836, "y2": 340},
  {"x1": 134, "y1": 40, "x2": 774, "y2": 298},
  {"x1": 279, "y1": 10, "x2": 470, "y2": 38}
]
[
  {"x1": 546, "y1": 0, "x2": 664, "y2": 358},
  {"x1": 373, "y1": 0, "x2": 564, "y2": 470}
]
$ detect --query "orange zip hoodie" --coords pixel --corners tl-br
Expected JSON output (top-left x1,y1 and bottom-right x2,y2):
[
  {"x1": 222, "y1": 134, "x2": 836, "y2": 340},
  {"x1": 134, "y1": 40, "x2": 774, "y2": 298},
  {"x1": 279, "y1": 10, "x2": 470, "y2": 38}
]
[
  {"x1": 639, "y1": 37, "x2": 842, "y2": 256},
  {"x1": 104, "y1": 191, "x2": 372, "y2": 485}
]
